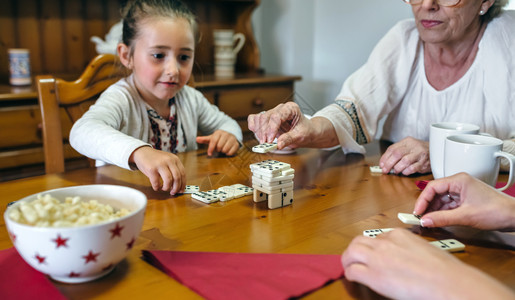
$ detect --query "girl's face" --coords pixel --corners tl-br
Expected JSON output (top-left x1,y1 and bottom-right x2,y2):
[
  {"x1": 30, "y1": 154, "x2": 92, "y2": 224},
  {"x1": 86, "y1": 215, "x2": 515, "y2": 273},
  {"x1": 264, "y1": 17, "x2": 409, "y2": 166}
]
[
  {"x1": 410, "y1": 0, "x2": 493, "y2": 46},
  {"x1": 121, "y1": 17, "x2": 195, "y2": 104}
]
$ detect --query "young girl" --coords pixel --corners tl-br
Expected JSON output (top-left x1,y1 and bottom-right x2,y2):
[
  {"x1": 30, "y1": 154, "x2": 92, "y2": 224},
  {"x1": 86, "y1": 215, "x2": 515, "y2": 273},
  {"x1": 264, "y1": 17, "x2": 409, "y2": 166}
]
[{"x1": 70, "y1": 0, "x2": 242, "y2": 195}]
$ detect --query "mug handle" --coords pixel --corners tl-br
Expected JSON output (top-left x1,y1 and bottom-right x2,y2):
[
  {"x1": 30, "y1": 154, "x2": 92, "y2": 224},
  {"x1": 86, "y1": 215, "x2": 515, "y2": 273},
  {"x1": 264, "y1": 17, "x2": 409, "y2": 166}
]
[
  {"x1": 494, "y1": 151, "x2": 515, "y2": 191},
  {"x1": 232, "y1": 33, "x2": 245, "y2": 55}
]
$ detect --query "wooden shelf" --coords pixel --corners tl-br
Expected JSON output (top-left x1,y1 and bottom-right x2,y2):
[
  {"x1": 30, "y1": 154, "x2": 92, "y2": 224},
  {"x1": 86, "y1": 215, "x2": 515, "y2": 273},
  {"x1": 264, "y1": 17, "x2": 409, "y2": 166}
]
[
  {"x1": 194, "y1": 73, "x2": 302, "y2": 88},
  {"x1": 0, "y1": 83, "x2": 37, "y2": 101},
  {"x1": 0, "y1": 0, "x2": 261, "y2": 78},
  {"x1": 0, "y1": 0, "x2": 304, "y2": 181},
  {"x1": 0, "y1": 72, "x2": 301, "y2": 100}
]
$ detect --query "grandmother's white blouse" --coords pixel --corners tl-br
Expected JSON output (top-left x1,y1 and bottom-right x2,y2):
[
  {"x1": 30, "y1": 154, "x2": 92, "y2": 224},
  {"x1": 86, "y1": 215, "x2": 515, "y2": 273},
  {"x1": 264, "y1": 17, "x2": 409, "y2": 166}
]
[{"x1": 314, "y1": 10, "x2": 515, "y2": 154}]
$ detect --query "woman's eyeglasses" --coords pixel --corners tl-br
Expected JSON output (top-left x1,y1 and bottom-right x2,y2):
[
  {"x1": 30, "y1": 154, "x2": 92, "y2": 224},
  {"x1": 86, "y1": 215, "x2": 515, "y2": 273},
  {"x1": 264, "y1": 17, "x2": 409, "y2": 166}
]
[{"x1": 402, "y1": 0, "x2": 461, "y2": 7}]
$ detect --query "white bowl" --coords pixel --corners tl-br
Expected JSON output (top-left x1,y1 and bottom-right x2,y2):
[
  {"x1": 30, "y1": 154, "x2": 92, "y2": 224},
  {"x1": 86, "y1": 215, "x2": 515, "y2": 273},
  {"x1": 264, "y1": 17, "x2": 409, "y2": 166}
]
[{"x1": 4, "y1": 184, "x2": 147, "y2": 284}]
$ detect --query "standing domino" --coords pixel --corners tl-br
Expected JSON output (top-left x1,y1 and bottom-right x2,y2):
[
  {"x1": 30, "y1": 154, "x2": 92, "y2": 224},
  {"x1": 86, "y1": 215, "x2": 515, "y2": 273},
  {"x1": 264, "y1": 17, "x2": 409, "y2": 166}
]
[
  {"x1": 268, "y1": 190, "x2": 294, "y2": 209},
  {"x1": 250, "y1": 159, "x2": 294, "y2": 209},
  {"x1": 253, "y1": 189, "x2": 268, "y2": 203}
]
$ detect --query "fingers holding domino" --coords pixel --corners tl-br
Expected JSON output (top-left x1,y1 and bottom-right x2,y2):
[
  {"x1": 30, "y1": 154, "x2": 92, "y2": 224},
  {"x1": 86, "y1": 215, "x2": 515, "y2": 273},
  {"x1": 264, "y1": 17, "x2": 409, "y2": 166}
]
[
  {"x1": 396, "y1": 212, "x2": 444, "y2": 228},
  {"x1": 411, "y1": 174, "x2": 489, "y2": 229},
  {"x1": 248, "y1": 109, "x2": 281, "y2": 144},
  {"x1": 248, "y1": 102, "x2": 305, "y2": 148}
]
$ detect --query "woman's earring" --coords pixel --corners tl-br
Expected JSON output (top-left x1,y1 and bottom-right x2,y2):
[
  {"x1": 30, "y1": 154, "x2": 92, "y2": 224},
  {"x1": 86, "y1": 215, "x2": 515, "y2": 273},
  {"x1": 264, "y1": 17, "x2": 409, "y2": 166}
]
[{"x1": 479, "y1": 10, "x2": 485, "y2": 15}]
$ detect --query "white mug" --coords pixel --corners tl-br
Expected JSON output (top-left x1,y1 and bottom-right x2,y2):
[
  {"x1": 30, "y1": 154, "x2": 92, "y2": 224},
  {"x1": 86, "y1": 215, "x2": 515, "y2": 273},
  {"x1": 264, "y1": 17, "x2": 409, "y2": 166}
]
[
  {"x1": 213, "y1": 29, "x2": 245, "y2": 78},
  {"x1": 443, "y1": 134, "x2": 515, "y2": 191},
  {"x1": 430, "y1": 122, "x2": 480, "y2": 179},
  {"x1": 213, "y1": 29, "x2": 245, "y2": 54}
]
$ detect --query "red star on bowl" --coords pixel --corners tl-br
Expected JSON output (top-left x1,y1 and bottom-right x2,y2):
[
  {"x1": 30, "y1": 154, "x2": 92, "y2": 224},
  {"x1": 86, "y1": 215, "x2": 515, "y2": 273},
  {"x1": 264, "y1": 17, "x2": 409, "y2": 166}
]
[
  {"x1": 82, "y1": 250, "x2": 100, "y2": 264},
  {"x1": 126, "y1": 237, "x2": 135, "y2": 250},
  {"x1": 52, "y1": 234, "x2": 69, "y2": 248},
  {"x1": 109, "y1": 223, "x2": 124, "y2": 239},
  {"x1": 35, "y1": 253, "x2": 46, "y2": 264},
  {"x1": 69, "y1": 271, "x2": 81, "y2": 278}
]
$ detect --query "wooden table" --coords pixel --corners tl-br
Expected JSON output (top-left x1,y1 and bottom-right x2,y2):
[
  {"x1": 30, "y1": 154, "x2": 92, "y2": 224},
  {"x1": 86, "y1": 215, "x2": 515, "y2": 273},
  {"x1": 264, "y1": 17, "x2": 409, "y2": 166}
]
[{"x1": 1, "y1": 142, "x2": 513, "y2": 299}]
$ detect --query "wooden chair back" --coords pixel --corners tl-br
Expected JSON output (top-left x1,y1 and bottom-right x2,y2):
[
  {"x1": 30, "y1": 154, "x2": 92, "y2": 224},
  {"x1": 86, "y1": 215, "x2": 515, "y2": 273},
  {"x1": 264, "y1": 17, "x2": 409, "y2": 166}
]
[{"x1": 36, "y1": 54, "x2": 125, "y2": 174}]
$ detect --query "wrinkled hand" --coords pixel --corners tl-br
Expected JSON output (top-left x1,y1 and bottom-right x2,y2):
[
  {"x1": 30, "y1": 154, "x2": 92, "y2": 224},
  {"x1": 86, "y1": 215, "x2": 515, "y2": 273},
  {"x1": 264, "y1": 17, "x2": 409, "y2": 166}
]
[
  {"x1": 379, "y1": 137, "x2": 430, "y2": 175},
  {"x1": 414, "y1": 173, "x2": 515, "y2": 231},
  {"x1": 341, "y1": 229, "x2": 512, "y2": 299},
  {"x1": 196, "y1": 130, "x2": 240, "y2": 157},
  {"x1": 130, "y1": 146, "x2": 186, "y2": 195},
  {"x1": 247, "y1": 102, "x2": 310, "y2": 149}
]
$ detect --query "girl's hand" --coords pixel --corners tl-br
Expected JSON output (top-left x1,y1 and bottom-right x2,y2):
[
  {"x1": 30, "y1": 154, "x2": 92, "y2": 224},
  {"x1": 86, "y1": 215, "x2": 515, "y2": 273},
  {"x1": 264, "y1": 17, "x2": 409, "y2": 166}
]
[
  {"x1": 130, "y1": 146, "x2": 186, "y2": 195},
  {"x1": 196, "y1": 130, "x2": 240, "y2": 156},
  {"x1": 379, "y1": 137, "x2": 430, "y2": 175}
]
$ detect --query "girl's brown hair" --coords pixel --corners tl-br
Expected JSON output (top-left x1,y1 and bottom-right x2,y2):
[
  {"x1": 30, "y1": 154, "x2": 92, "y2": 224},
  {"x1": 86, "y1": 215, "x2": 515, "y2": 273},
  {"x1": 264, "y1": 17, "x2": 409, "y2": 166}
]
[{"x1": 121, "y1": 0, "x2": 198, "y2": 54}]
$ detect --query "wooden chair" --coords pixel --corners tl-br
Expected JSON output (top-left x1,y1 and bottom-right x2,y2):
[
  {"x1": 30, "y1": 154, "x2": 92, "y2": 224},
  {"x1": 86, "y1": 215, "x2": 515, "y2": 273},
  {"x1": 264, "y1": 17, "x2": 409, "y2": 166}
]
[{"x1": 37, "y1": 54, "x2": 125, "y2": 174}]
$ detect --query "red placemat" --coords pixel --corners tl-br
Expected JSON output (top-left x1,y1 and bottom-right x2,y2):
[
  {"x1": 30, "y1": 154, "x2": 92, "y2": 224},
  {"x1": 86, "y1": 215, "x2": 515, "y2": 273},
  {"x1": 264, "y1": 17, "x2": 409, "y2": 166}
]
[
  {"x1": 142, "y1": 250, "x2": 344, "y2": 300},
  {"x1": 0, "y1": 247, "x2": 66, "y2": 300}
]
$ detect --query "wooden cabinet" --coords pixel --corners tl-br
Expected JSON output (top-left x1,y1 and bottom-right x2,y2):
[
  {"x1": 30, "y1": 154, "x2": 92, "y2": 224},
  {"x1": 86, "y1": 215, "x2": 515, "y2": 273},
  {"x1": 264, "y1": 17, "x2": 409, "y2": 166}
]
[
  {"x1": 196, "y1": 74, "x2": 300, "y2": 137},
  {"x1": 0, "y1": 88, "x2": 86, "y2": 180},
  {"x1": 0, "y1": 0, "x2": 301, "y2": 180}
]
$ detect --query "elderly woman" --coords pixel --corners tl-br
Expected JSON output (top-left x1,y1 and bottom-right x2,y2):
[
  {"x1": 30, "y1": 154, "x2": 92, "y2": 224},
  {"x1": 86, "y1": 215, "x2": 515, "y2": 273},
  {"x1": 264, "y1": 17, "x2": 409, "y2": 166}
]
[{"x1": 248, "y1": 0, "x2": 514, "y2": 176}]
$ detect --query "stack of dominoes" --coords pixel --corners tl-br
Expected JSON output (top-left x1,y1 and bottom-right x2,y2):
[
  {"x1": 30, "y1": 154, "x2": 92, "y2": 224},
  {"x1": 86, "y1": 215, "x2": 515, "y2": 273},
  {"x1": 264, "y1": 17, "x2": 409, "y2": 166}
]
[
  {"x1": 250, "y1": 159, "x2": 294, "y2": 209},
  {"x1": 191, "y1": 184, "x2": 253, "y2": 204}
]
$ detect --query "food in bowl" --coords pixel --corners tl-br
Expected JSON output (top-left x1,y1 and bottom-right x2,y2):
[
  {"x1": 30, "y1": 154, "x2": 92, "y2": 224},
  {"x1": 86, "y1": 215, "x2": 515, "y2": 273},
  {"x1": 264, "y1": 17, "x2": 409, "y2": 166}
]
[
  {"x1": 4, "y1": 185, "x2": 147, "y2": 284},
  {"x1": 8, "y1": 194, "x2": 131, "y2": 227}
]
